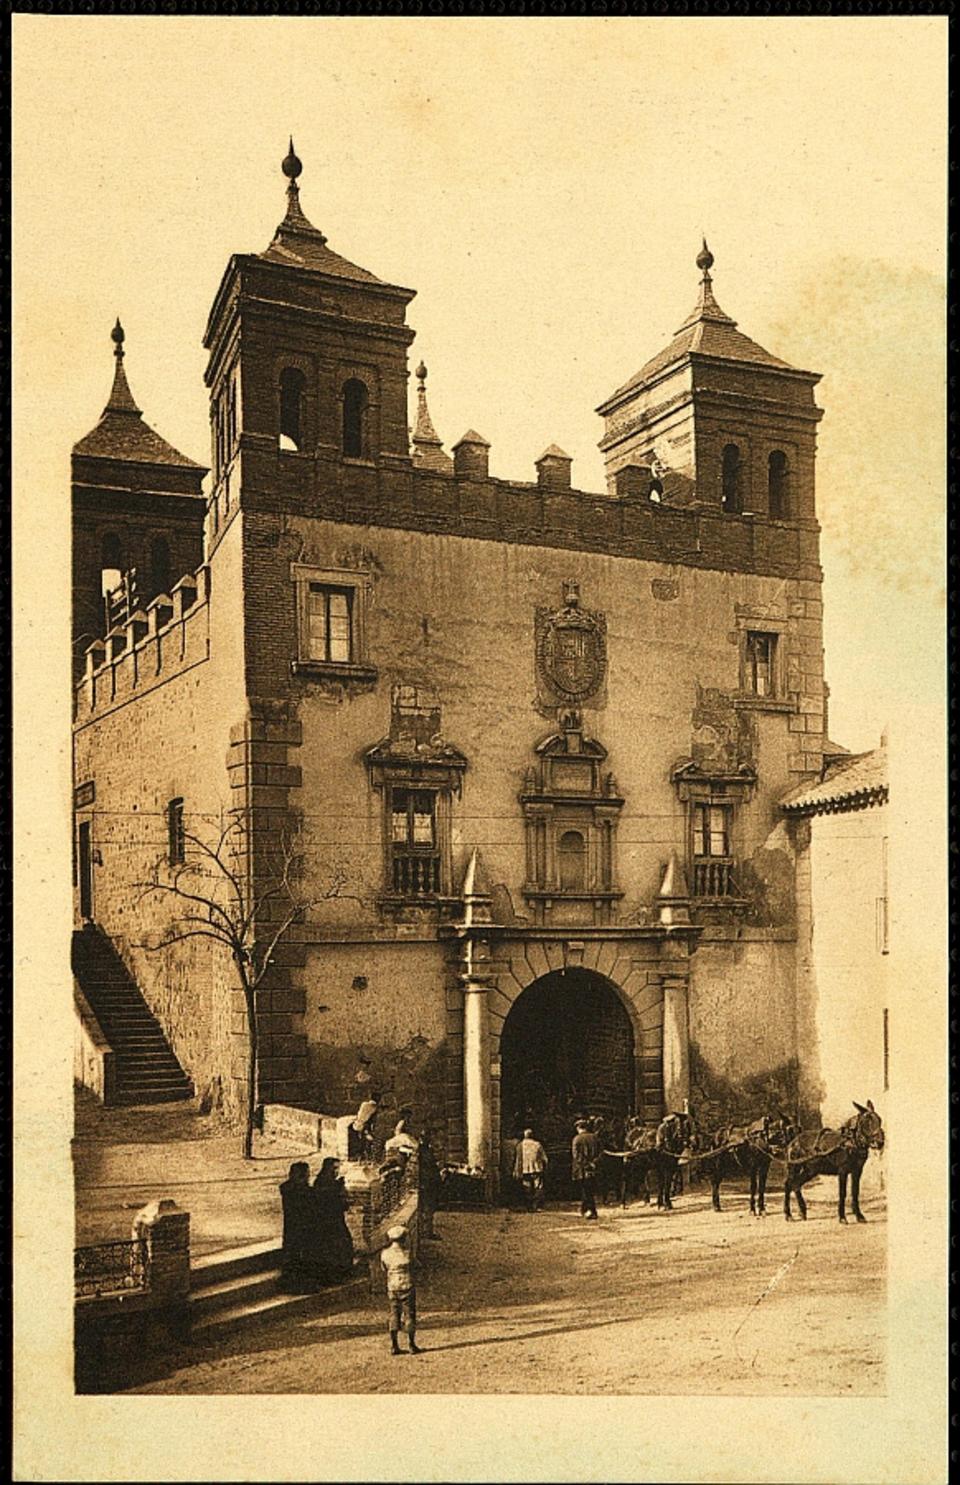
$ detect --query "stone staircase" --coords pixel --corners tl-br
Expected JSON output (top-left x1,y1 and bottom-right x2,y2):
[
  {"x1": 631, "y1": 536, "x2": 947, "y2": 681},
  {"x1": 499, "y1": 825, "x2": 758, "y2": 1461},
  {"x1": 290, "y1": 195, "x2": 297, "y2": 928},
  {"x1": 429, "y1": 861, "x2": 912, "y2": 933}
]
[
  {"x1": 188, "y1": 1241, "x2": 365, "y2": 1340},
  {"x1": 72, "y1": 923, "x2": 194, "y2": 1105}
]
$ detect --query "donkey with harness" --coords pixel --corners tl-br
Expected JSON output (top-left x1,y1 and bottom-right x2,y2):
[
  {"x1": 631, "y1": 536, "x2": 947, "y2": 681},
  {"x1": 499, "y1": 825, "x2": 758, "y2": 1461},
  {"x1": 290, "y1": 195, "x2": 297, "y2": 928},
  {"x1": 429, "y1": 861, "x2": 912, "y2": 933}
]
[
  {"x1": 686, "y1": 1114, "x2": 798, "y2": 1216},
  {"x1": 783, "y1": 1100, "x2": 884, "y2": 1223},
  {"x1": 597, "y1": 1113, "x2": 690, "y2": 1210}
]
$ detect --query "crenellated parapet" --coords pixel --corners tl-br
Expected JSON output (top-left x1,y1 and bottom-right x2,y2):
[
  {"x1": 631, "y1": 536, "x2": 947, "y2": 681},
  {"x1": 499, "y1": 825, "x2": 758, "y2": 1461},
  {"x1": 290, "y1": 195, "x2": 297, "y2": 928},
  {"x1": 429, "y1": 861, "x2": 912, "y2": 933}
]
[
  {"x1": 74, "y1": 565, "x2": 212, "y2": 722},
  {"x1": 226, "y1": 445, "x2": 821, "y2": 583}
]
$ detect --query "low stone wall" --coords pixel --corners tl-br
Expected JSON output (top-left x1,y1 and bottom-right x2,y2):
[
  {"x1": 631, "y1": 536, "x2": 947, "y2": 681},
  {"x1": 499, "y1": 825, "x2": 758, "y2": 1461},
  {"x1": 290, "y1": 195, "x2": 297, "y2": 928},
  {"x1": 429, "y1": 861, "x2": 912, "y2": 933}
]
[
  {"x1": 75, "y1": 1199, "x2": 191, "y2": 1393},
  {"x1": 261, "y1": 1102, "x2": 339, "y2": 1154},
  {"x1": 74, "y1": 981, "x2": 116, "y2": 1105}
]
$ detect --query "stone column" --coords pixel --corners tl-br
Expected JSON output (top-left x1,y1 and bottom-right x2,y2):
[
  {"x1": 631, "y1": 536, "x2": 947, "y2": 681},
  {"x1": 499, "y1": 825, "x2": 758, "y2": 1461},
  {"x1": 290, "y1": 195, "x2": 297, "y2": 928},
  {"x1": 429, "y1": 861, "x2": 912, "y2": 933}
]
[
  {"x1": 463, "y1": 980, "x2": 491, "y2": 1174},
  {"x1": 662, "y1": 976, "x2": 691, "y2": 1112}
]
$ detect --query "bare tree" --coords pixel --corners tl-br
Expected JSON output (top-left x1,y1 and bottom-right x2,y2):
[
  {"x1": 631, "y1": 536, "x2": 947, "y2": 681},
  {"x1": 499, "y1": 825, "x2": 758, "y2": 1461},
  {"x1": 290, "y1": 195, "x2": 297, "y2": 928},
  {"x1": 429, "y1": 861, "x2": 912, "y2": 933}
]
[{"x1": 135, "y1": 811, "x2": 343, "y2": 1158}]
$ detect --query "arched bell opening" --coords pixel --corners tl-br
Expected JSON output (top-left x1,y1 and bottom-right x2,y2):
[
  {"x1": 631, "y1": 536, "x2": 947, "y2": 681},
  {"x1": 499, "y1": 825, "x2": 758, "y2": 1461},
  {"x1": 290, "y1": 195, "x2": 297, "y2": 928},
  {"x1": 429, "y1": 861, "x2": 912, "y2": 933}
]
[{"x1": 499, "y1": 969, "x2": 638, "y2": 1198}]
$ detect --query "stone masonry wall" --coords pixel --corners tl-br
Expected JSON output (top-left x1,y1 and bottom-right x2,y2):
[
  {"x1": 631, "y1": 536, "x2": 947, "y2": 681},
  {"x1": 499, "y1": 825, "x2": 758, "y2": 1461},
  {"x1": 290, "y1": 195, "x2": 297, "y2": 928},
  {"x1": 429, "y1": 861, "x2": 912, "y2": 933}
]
[{"x1": 72, "y1": 520, "x2": 250, "y2": 1119}]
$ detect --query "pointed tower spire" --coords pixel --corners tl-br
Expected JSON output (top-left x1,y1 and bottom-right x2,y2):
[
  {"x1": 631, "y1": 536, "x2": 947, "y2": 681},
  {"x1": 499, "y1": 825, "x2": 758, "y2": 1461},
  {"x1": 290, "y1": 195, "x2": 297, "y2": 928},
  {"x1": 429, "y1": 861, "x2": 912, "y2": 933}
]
[
  {"x1": 411, "y1": 361, "x2": 453, "y2": 473},
  {"x1": 73, "y1": 318, "x2": 204, "y2": 470},
  {"x1": 676, "y1": 237, "x2": 737, "y2": 333},
  {"x1": 105, "y1": 318, "x2": 141, "y2": 415},
  {"x1": 657, "y1": 852, "x2": 692, "y2": 927},
  {"x1": 278, "y1": 137, "x2": 327, "y2": 243},
  {"x1": 460, "y1": 848, "x2": 494, "y2": 929}
]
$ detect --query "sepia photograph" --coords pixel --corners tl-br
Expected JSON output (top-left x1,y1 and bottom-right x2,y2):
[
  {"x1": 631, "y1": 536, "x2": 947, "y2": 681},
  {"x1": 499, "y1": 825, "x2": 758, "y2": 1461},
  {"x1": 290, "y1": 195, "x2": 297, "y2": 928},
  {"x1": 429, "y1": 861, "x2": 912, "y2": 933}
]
[{"x1": 12, "y1": 11, "x2": 948, "y2": 1483}]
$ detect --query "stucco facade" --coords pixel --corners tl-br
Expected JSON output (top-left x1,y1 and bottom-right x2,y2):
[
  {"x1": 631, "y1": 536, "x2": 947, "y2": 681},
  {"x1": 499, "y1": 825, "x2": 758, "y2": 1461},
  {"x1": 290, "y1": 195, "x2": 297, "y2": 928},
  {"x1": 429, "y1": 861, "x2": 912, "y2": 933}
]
[
  {"x1": 784, "y1": 741, "x2": 889, "y2": 1129},
  {"x1": 73, "y1": 149, "x2": 832, "y2": 1180}
]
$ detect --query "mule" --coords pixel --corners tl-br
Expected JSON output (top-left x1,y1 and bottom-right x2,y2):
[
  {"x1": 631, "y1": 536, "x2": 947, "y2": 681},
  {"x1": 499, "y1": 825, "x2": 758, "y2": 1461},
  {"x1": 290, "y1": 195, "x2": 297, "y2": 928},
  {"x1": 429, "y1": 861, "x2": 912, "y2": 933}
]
[
  {"x1": 694, "y1": 1114, "x2": 797, "y2": 1216},
  {"x1": 598, "y1": 1116, "x2": 680, "y2": 1209},
  {"x1": 646, "y1": 1114, "x2": 688, "y2": 1210},
  {"x1": 783, "y1": 1101, "x2": 884, "y2": 1223},
  {"x1": 597, "y1": 1147, "x2": 638, "y2": 1207}
]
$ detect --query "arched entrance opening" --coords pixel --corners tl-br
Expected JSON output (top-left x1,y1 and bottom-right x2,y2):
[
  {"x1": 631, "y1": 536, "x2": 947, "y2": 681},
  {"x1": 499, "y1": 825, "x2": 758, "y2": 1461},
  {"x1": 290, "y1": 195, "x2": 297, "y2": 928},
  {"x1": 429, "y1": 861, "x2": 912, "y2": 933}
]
[{"x1": 500, "y1": 969, "x2": 635, "y2": 1197}]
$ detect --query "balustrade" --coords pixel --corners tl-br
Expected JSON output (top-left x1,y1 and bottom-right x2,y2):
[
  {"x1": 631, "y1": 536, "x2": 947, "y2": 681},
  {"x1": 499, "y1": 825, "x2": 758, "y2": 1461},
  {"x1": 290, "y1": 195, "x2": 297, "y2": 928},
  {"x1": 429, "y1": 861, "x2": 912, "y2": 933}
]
[
  {"x1": 391, "y1": 853, "x2": 440, "y2": 897},
  {"x1": 693, "y1": 859, "x2": 736, "y2": 898}
]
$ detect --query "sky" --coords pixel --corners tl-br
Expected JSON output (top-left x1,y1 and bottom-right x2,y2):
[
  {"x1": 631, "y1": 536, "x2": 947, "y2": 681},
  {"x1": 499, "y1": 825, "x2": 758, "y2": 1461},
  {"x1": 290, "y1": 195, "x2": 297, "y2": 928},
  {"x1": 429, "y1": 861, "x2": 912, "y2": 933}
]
[{"x1": 14, "y1": 14, "x2": 946, "y2": 756}]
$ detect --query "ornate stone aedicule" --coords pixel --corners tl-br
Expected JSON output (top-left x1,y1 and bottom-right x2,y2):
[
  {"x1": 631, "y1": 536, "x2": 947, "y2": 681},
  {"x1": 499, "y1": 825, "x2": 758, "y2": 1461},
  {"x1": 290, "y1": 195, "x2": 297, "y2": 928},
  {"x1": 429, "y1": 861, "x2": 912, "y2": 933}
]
[
  {"x1": 519, "y1": 708, "x2": 623, "y2": 928},
  {"x1": 535, "y1": 581, "x2": 607, "y2": 712}
]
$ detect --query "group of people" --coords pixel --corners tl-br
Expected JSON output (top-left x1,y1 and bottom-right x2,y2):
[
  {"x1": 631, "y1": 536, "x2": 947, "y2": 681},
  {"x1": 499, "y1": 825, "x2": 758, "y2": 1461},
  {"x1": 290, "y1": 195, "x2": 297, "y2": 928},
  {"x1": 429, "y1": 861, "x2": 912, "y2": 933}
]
[
  {"x1": 514, "y1": 1116, "x2": 606, "y2": 1211},
  {"x1": 510, "y1": 1117, "x2": 605, "y2": 1216},
  {"x1": 511, "y1": 1116, "x2": 600, "y2": 1211},
  {"x1": 278, "y1": 1157, "x2": 355, "y2": 1292},
  {"x1": 512, "y1": 1112, "x2": 689, "y2": 1216},
  {"x1": 278, "y1": 1108, "x2": 442, "y2": 1356}
]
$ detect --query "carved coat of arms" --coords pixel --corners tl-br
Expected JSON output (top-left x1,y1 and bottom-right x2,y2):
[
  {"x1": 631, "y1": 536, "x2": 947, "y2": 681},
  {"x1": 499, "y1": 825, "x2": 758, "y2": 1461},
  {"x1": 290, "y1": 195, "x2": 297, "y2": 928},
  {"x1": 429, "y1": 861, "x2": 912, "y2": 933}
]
[{"x1": 535, "y1": 582, "x2": 607, "y2": 704}]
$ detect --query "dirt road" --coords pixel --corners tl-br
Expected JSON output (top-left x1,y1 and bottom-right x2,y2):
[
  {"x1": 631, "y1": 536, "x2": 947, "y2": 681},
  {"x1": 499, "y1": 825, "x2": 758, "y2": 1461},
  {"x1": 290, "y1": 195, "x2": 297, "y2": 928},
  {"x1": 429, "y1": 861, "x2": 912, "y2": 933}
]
[{"x1": 129, "y1": 1178, "x2": 885, "y2": 1396}]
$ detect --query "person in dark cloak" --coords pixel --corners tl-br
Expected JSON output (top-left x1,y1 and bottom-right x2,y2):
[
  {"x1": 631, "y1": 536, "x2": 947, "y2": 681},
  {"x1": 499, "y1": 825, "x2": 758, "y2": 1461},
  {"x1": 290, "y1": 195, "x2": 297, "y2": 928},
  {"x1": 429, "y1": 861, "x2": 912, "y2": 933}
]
[
  {"x1": 311, "y1": 1158, "x2": 355, "y2": 1284},
  {"x1": 278, "y1": 1161, "x2": 314, "y2": 1292}
]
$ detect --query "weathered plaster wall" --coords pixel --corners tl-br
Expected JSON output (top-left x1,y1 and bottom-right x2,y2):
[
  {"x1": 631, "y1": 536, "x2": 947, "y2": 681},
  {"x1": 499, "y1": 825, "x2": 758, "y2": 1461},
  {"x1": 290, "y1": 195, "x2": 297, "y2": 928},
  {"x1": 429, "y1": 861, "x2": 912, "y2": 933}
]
[
  {"x1": 688, "y1": 933, "x2": 801, "y2": 1124},
  {"x1": 256, "y1": 513, "x2": 812, "y2": 931},
  {"x1": 808, "y1": 804, "x2": 889, "y2": 1125},
  {"x1": 298, "y1": 940, "x2": 450, "y2": 1138}
]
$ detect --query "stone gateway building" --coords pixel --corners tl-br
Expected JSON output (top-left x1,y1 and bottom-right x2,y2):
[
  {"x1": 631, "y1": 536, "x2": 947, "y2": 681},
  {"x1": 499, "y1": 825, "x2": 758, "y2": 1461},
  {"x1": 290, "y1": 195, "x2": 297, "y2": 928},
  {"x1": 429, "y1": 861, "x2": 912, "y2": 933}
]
[{"x1": 72, "y1": 147, "x2": 837, "y2": 1190}]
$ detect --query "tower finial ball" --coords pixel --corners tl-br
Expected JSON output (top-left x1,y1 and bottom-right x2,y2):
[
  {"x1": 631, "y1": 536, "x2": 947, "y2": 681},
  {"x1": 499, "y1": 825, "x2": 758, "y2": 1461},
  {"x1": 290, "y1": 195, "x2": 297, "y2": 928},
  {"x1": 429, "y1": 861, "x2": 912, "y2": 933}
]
[
  {"x1": 696, "y1": 238, "x2": 714, "y2": 275},
  {"x1": 416, "y1": 361, "x2": 427, "y2": 382},
  {"x1": 282, "y1": 139, "x2": 303, "y2": 180},
  {"x1": 111, "y1": 318, "x2": 125, "y2": 346}
]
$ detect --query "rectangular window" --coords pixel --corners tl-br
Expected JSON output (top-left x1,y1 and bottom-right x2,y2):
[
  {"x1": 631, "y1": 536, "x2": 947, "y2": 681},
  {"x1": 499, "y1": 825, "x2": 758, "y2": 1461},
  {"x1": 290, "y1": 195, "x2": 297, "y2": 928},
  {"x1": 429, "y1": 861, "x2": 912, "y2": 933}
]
[
  {"x1": 692, "y1": 801, "x2": 735, "y2": 897},
  {"x1": 307, "y1": 585, "x2": 354, "y2": 664},
  {"x1": 167, "y1": 797, "x2": 185, "y2": 866},
  {"x1": 389, "y1": 788, "x2": 441, "y2": 897},
  {"x1": 292, "y1": 564, "x2": 376, "y2": 681},
  {"x1": 745, "y1": 631, "x2": 777, "y2": 697}
]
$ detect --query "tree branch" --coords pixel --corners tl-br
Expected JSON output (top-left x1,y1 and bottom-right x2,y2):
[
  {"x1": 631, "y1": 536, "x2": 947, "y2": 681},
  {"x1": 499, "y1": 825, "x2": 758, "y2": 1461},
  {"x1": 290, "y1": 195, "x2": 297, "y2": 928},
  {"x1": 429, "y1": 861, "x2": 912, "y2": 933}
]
[{"x1": 135, "y1": 928, "x2": 236, "y2": 953}]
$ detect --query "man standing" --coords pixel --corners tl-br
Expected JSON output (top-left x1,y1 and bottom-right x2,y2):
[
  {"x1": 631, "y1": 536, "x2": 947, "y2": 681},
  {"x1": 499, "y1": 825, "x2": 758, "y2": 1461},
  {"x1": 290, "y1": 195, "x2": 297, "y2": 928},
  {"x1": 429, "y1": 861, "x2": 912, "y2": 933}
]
[
  {"x1": 572, "y1": 1118, "x2": 600, "y2": 1219},
  {"x1": 512, "y1": 1127, "x2": 549, "y2": 1211}
]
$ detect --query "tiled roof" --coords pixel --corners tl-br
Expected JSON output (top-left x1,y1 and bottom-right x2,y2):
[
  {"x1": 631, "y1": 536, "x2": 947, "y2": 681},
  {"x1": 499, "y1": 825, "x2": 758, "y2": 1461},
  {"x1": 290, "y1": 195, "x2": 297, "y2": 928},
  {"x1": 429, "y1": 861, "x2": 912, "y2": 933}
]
[
  {"x1": 260, "y1": 186, "x2": 383, "y2": 284},
  {"x1": 781, "y1": 747, "x2": 888, "y2": 814},
  {"x1": 597, "y1": 252, "x2": 818, "y2": 413},
  {"x1": 73, "y1": 343, "x2": 204, "y2": 469},
  {"x1": 604, "y1": 293, "x2": 794, "y2": 407},
  {"x1": 260, "y1": 231, "x2": 384, "y2": 283},
  {"x1": 73, "y1": 411, "x2": 205, "y2": 468}
]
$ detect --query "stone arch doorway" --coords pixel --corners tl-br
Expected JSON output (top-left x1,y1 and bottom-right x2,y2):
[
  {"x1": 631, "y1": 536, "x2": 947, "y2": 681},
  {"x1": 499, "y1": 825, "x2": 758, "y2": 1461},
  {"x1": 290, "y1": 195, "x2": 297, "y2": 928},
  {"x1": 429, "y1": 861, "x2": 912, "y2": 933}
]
[{"x1": 499, "y1": 969, "x2": 636, "y2": 1196}]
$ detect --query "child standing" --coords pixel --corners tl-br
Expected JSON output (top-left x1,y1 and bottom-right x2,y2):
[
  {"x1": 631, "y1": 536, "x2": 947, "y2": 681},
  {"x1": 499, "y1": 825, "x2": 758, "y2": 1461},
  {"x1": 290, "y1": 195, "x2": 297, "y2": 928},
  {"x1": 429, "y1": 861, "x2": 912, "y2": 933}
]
[{"x1": 380, "y1": 1224, "x2": 421, "y2": 1355}]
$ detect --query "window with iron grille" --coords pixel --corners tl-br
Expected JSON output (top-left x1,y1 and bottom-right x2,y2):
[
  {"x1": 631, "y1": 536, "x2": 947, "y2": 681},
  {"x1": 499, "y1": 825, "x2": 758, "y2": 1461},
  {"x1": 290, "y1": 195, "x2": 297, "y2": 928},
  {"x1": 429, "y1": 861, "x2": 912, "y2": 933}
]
[
  {"x1": 691, "y1": 801, "x2": 736, "y2": 897},
  {"x1": 389, "y1": 788, "x2": 441, "y2": 898},
  {"x1": 745, "y1": 631, "x2": 777, "y2": 697},
  {"x1": 167, "y1": 797, "x2": 185, "y2": 866},
  {"x1": 307, "y1": 585, "x2": 353, "y2": 664}
]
